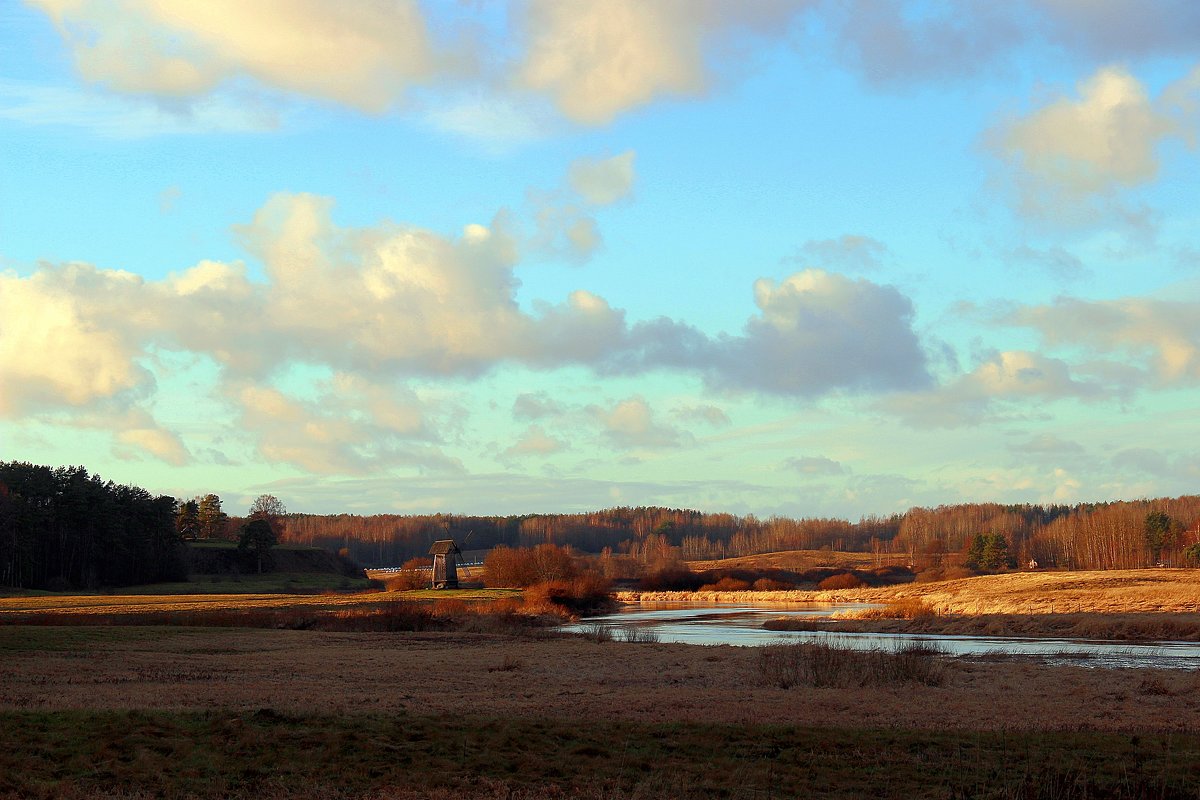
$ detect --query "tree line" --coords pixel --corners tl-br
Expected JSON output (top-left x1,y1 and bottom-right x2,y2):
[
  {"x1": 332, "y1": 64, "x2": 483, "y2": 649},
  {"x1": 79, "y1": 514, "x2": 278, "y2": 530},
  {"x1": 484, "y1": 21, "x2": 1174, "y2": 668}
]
[
  {"x1": 274, "y1": 496, "x2": 1200, "y2": 570},
  {"x1": 0, "y1": 462, "x2": 187, "y2": 589}
]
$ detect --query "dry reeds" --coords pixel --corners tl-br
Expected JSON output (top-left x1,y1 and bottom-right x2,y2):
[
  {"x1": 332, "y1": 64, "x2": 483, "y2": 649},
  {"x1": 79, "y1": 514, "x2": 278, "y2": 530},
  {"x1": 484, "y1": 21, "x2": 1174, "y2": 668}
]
[{"x1": 757, "y1": 638, "x2": 947, "y2": 689}]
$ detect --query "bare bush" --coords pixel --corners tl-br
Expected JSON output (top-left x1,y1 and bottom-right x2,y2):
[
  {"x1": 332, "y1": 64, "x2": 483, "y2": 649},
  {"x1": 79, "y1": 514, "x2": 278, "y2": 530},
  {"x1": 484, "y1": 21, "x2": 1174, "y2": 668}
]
[
  {"x1": 384, "y1": 557, "x2": 432, "y2": 591},
  {"x1": 521, "y1": 575, "x2": 614, "y2": 618},
  {"x1": 699, "y1": 577, "x2": 751, "y2": 592},
  {"x1": 751, "y1": 578, "x2": 795, "y2": 591},
  {"x1": 485, "y1": 544, "x2": 580, "y2": 588},
  {"x1": 817, "y1": 572, "x2": 867, "y2": 590}
]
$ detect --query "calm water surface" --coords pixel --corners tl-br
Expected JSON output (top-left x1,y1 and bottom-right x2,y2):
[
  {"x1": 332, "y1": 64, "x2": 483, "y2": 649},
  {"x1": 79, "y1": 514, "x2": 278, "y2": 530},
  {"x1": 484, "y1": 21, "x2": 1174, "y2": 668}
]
[{"x1": 565, "y1": 602, "x2": 1200, "y2": 670}]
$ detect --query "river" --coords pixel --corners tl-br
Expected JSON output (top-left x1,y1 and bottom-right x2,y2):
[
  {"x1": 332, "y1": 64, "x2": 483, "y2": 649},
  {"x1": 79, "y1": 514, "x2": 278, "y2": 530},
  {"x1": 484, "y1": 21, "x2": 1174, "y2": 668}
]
[{"x1": 564, "y1": 602, "x2": 1200, "y2": 670}]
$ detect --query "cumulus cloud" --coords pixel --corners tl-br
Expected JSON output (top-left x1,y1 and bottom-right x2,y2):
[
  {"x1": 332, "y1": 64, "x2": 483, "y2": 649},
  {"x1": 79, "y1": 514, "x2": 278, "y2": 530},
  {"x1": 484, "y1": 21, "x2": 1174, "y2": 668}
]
[
  {"x1": 1, "y1": 190, "x2": 935, "y2": 474},
  {"x1": 30, "y1": 0, "x2": 442, "y2": 111},
  {"x1": 230, "y1": 377, "x2": 460, "y2": 475},
  {"x1": 882, "y1": 350, "x2": 1104, "y2": 428},
  {"x1": 0, "y1": 263, "x2": 153, "y2": 415},
  {"x1": 590, "y1": 396, "x2": 690, "y2": 450},
  {"x1": 700, "y1": 270, "x2": 930, "y2": 396},
  {"x1": 502, "y1": 425, "x2": 567, "y2": 460},
  {"x1": 1007, "y1": 295, "x2": 1200, "y2": 385},
  {"x1": 990, "y1": 65, "x2": 1197, "y2": 220},
  {"x1": 569, "y1": 151, "x2": 636, "y2": 205},
  {"x1": 515, "y1": 0, "x2": 804, "y2": 124}
]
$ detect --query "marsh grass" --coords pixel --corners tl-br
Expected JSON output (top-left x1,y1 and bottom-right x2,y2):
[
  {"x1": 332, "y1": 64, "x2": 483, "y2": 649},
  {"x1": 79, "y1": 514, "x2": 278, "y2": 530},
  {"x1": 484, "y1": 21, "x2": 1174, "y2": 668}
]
[
  {"x1": 618, "y1": 625, "x2": 661, "y2": 644},
  {"x1": 2, "y1": 709, "x2": 1197, "y2": 800},
  {"x1": 758, "y1": 638, "x2": 947, "y2": 689},
  {"x1": 577, "y1": 622, "x2": 614, "y2": 642}
]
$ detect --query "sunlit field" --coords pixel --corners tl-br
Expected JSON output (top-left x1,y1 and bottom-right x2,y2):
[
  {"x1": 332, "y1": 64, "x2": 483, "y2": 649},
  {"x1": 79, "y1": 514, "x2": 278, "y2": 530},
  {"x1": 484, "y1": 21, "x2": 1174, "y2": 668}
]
[{"x1": 2, "y1": 624, "x2": 1199, "y2": 799}]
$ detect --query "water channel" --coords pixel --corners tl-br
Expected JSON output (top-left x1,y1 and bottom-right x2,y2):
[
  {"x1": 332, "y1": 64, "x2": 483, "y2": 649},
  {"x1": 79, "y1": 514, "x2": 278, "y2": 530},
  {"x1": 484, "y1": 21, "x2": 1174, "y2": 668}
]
[{"x1": 564, "y1": 602, "x2": 1200, "y2": 670}]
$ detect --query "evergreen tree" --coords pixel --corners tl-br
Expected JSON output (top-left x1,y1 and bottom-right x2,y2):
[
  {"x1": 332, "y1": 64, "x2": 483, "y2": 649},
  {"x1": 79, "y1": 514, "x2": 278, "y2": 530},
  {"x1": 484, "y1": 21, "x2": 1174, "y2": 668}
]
[{"x1": 196, "y1": 494, "x2": 227, "y2": 540}]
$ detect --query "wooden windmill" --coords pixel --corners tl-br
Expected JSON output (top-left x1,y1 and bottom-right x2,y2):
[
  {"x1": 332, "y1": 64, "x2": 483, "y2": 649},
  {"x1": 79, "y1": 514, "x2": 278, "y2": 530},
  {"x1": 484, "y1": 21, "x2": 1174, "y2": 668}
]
[{"x1": 428, "y1": 539, "x2": 463, "y2": 589}]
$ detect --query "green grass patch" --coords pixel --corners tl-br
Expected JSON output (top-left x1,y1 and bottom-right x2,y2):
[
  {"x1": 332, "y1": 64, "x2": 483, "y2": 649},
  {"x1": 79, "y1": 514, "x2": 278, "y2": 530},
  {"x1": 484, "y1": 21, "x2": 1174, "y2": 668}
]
[{"x1": 1, "y1": 710, "x2": 1197, "y2": 799}]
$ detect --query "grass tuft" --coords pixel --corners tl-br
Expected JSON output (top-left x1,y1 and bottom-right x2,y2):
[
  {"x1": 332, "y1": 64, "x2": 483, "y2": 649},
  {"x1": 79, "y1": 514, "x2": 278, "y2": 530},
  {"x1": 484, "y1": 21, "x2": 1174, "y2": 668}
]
[{"x1": 757, "y1": 638, "x2": 947, "y2": 689}]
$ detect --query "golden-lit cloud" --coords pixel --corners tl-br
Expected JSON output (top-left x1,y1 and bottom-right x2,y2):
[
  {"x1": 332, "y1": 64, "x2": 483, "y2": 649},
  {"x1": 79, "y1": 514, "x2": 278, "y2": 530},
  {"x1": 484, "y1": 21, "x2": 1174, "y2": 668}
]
[{"x1": 30, "y1": 0, "x2": 440, "y2": 111}]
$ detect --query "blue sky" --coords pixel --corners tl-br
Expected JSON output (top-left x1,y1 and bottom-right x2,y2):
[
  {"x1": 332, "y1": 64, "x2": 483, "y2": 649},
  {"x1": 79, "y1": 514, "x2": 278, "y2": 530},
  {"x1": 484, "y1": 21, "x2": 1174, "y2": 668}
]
[{"x1": 2, "y1": 0, "x2": 1199, "y2": 519}]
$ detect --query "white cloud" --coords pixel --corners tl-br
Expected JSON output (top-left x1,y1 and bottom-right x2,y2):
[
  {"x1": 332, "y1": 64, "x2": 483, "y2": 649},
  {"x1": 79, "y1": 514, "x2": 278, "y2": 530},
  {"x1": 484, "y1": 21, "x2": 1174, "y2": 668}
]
[
  {"x1": 502, "y1": 425, "x2": 567, "y2": 459},
  {"x1": 590, "y1": 396, "x2": 689, "y2": 450},
  {"x1": 882, "y1": 350, "x2": 1104, "y2": 428},
  {"x1": 568, "y1": 151, "x2": 636, "y2": 205},
  {"x1": 1007, "y1": 295, "x2": 1200, "y2": 385},
  {"x1": 30, "y1": 0, "x2": 440, "y2": 111},
  {"x1": 990, "y1": 65, "x2": 1198, "y2": 220},
  {"x1": 515, "y1": 0, "x2": 804, "y2": 124},
  {"x1": 230, "y1": 378, "x2": 460, "y2": 475},
  {"x1": 0, "y1": 264, "x2": 151, "y2": 415}
]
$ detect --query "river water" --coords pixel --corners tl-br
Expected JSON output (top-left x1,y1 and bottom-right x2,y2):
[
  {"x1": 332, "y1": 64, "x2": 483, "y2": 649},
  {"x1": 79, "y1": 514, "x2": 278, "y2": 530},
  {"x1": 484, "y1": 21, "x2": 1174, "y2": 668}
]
[{"x1": 564, "y1": 602, "x2": 1200, "y2": 670}]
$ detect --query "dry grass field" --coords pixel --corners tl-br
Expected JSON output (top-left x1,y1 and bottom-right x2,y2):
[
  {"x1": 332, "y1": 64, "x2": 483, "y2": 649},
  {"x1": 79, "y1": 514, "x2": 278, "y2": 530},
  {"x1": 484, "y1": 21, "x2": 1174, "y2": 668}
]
[
  {"x1": 624, "y1": 567, "x2": 1200, "y2": 613},
  {"x1": 620, "y1": 568, "x2": 1200, "y2": 640},
  {"x1": 686, "y1": 548, "x2": 890, "y2": 572},
  {"x1": 0, "y1": 587, "x2": 520, "y2": 619},
  {"x1": 2, "y1": 625, "x2": 1199, "y2": 798},
  {"x1": 5, "y1": 568, "x2": 1200, "y2": 797}
]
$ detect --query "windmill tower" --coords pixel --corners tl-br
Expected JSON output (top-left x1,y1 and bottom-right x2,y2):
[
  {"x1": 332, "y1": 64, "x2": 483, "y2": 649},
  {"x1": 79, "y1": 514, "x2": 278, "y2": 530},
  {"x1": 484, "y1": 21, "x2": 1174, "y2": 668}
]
[{"x1": 428, "y1": 539, "x2": 462, "y2": 589}]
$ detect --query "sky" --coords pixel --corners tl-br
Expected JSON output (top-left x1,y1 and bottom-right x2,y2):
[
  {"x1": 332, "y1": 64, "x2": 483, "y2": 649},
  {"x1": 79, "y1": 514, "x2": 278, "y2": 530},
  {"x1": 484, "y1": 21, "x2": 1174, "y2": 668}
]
[{"x1": 1, "y1": 0, "x2": 1199, "y2": 520}]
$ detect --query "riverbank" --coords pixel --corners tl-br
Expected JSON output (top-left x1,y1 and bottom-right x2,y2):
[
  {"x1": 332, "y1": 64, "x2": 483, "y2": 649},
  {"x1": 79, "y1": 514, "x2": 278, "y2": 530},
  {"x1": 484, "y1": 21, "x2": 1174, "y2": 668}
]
[
  {"x1": 618, "y1": 568, "x2": 1200, "y2": 612},
  {"x1": 616, "y1": 568, "x2": 1200, "y2": 641},
  {"x1": 764, "y1": 611, "x2": 1200, "y2": 641}
]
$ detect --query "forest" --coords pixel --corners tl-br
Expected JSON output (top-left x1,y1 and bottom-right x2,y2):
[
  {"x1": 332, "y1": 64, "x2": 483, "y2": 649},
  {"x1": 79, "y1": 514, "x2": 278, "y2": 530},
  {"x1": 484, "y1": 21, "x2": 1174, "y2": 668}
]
[
  {"x1": 275, "y1": 496, "x2": 1200, "y2": 571},
  {"x1": 2, "y1": 458, "x2": 1198, "y2": 589},
  {"x1": 0, "y1": 462, "x2": 186, "y2": 589}
]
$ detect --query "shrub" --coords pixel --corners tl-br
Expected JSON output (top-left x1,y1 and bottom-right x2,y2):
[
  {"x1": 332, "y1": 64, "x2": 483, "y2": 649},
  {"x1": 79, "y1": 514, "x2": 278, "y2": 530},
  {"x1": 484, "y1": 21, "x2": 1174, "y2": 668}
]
[
  {"x1": 384, "y1": 557, "x2": 432, "y2": 591},
  {"x1": 699, "y1": 577, "x2": 751, "y2": 592},
  {"x1": 752, "y1": 578, "x2": 794, "y2": 591},
  {"x1": 522, "y1": 574, "x2": 614, "y2": 617},
  {"x1": 817, "y1": 572, "x2": 867, "y2": 591},
  {"x1": 485, "y1": 544, "x2": 579, "y2": 588}
]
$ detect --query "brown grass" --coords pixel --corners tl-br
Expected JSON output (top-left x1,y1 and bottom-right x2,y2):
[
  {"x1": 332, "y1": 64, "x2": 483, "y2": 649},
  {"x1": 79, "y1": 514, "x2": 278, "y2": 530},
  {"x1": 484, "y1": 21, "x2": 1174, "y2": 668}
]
[
  {"x1": 2, "y1": 625, "x2": 1198, "y2": 733},
  {"x1": 620, "y1": 568, "x2": 1200, "y2": 614},
  {"x1": 686, "y1": 549, "x2": 893, "y2": 572},
  {"x1": 758, "y1": 639, "x2": 947, "y2": 689}
]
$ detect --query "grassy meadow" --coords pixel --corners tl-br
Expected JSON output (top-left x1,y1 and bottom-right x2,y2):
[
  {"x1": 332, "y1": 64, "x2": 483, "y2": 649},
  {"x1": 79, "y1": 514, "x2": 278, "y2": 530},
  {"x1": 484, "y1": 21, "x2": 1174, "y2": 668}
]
[
  {"x1": 3, "y1": 624, "x2": 1200, "y2": 799},
  {"x1": 5, "y1": 556, "x2": 1200, "y2": 797}
]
